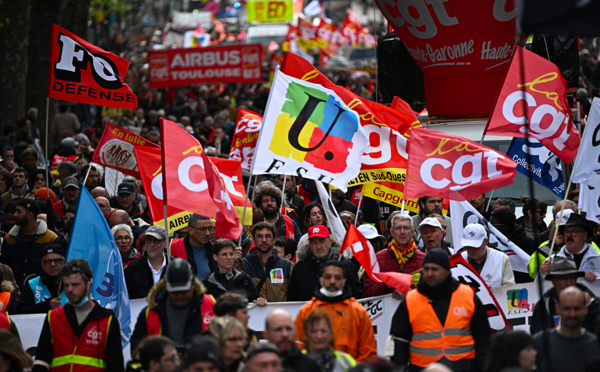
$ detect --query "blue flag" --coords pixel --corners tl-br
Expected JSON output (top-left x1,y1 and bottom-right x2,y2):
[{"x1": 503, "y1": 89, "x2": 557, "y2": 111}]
[
  {"x1": 65, "y1": 185, "x2": 132, "y2": 347},
  {"x1": 506, "y1": 137, "x2": 565, "y2": 197}
]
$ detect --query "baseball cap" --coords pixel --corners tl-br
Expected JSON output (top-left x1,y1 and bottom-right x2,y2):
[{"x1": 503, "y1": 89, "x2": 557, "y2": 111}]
[
  {"x1": 308, "y1": 225, "x2": 330, "y2": 239},
  {"x1": 61, "y1": 137, "x2": 79, "y2": 148},
  {"x1": 42, "y1": 244, "x2": 65, "y2": 257},
  {"x1": 62, "y1": 176, "x2": 79, "y2": 189},
  {"x1": 417, "y1": 217, "x2": 443, "y2": 233},
  {"x1": 461, "y1": 223, "x2": 487, "y2": 247},
  {"x1": 554, "y1": 209, "x2": 574, "y2": 226},
  {"x1": 358, "y1": 224, "x2": 383, "y2": 239},
  {"x1": 117, "y1": 182, "x2": 135, "y2": 195},
  {"x1": 16, "y1": 199, "x2": 41, "y2": 216},
  {"x1": 165, "y1": 258, "x2": 194, "y2": 292},
  {"x1": 183, "y1": 335, "x2": 221, "y2": 368},
  {"x1": 545, "y1": 256, "x2": 585, "y2": 280},
  {"x1": 145, "y1": 225, "x2": 167, "y2": 241}
]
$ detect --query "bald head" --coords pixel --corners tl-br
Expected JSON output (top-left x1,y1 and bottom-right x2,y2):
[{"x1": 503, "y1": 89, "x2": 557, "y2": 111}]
[
  {"x1": 264, "y1": 309, "x2": 295, "y2": 351},
  {"x1": 91, "y1": 186, "x2": 108, "y2": 199},
  {"x1": 95, "y1": 196, "x2": 112, "y2": 217},
  {"x1": 109, "y1": 209, "x2": 132, "y2": 227}
]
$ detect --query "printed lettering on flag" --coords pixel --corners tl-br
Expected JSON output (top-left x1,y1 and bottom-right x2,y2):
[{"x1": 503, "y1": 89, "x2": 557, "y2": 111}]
[
  {"x1": 281, "y1": 52, "x2": 419, "y2": 186},
  {"x1": 506, "y1": 137, "x2": 565, "y2": 197},
  {"x1": 297, "y1": 18, "x2": 318, "y2": 51},
  {"x1": 571, "y1": 98, "x2": 600, "y2": 186},
  {"x1": 252, "y1": 70, "x2": 368, "y2": 191},
  {"x1": 48, "y1": 24, "x2": 137, "y2": 109},
  {"x1": 450, "y1": 254, "x2": 509, "y2": 331},
  {"x1": 211, "y1": 157, "x2": 253, "y2": 226},
  {"x1": 93, "y1": 122, "x2": 160, "y2": 179},
  {"x1": 134, "y1": 146, "x2": 192, "y2": 232},
  {"x1": 361, "y1": 182, "x2": 420, "y2": 213},
  {"x1": 229, "y1": 109, "x2": 262, "y2": 171},
  {"x1": 485, "y1": 46, "x2": 580, "y2": 164},
  {"x1": 404, "y1": 128, "x2": 517, "y2": 201},
  {"x1": 450, "y1": 200, "x2": 530, "y2": 274}
]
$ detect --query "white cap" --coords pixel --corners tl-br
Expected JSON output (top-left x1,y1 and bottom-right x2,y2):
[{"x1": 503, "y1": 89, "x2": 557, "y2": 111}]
[
  {"x1": 461, "y1": 223, "x2": 487, "y2": 247},
  {"x1": 555, "y1": 209, "x2": 574, "y2": 226},
  {"x1": 358, "y1": 224, "x2": 383, "y2": 239},
  {"x1": 418, "y1": 217, "x2": 443, "y2": 233}
]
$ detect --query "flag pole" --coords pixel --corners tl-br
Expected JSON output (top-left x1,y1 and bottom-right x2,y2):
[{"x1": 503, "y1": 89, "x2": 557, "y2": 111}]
[
  {"x1": 548, "y1": 178, "x2": 573, "y2": 257},
  {"x1": 354, "y1": 193, "x2": 363, "y2": 226},
  {"x1": 45, "y1": 98, "x2": 50, "y2": 199},
  {"x1": 83, "y1": 163, "x2": 92, "y2": 189},
  {"x1": 238, "y1": 173, "x2": 255, "y2": 246},
  {"x1": 159, "y1": 118, "x2": 171, "y2": 262},
  {"x1": 281, "y1": 174, "x2": 287, "y2": 207}
]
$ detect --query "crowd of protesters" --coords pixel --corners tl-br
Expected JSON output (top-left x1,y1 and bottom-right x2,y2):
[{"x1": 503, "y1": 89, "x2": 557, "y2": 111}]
[{"x1": 4, "y1": 20, "x2": 600, "y2": 372}]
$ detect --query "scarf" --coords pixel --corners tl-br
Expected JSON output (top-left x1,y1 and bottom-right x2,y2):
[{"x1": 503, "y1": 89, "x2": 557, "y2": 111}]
[{"x1": 389, "y1": 239, "x2": 416, "y2": 270}]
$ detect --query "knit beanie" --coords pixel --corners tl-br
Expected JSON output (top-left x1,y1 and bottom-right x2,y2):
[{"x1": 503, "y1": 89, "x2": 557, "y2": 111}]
[{"x1": 422, "y1": 248, "x2": 450, "y2": 270}]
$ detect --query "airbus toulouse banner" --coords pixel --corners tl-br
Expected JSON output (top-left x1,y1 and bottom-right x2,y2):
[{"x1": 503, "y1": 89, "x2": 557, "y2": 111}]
[{"x1": 148, "y1": 44, "x2": 264, "y2": 88}]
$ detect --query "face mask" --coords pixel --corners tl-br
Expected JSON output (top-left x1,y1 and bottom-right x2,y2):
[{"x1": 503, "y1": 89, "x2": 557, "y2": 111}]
[
  {"x1": 69, "y1": 295, "x2": 90, "y2": 308},
  {"x1": 319, "y1": 278, "x2": 345, "y2": 297}
]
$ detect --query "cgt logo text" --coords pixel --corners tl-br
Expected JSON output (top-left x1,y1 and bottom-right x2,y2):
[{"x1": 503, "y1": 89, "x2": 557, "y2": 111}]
[{"x1": 52, "y1": 32, "x2": 135, "y2": 103}]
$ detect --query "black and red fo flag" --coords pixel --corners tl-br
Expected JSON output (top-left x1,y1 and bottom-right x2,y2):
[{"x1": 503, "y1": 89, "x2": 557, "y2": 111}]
[{"x1": 48, "y1": 24, "x2": 137, "y2": 109}]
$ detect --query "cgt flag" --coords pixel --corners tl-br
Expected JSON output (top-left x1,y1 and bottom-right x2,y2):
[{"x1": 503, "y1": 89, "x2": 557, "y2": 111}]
[
  {"x1": 210, "y1": 157, "x2": 253, "y2": 226},
  {"x1": 404, "y1": 128, "x2": 517, "y2": 201},
  {"x1": 66, "y1": 185, "x2": 131, "y2": 346},
  {"x1": 93, "y1": 122, "x2": 160, "y2": 179},
  {"x1": 229, "y1": 109, "x2": 262, "y2": 172},
  {"x1": 485, "y1": 46, "x2": 580, "y2": 164},
  {"x1": 252, "y1": 69, "x2": 368, "y2": 191},
  {"x1": 48, "y1": 24, "x2": 137, "y2": 109}
]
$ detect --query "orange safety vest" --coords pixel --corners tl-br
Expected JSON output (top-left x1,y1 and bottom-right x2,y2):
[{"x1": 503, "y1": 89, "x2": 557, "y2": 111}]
[
  {"x1": 48, "y1": 306, "x2": 112, "y2": 371},
  {"x1": 145, "y1": 294, "x2": 215, "y2": 335},
  {"x1": 0, "y1": 292, "x2": 11, "y2": 312},
  {"x1": 406, "y1": 284, "x2": 476, "y2": 367}
]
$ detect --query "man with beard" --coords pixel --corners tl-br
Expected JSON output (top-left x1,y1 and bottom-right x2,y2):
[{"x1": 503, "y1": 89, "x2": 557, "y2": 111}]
[
  {"x1": 18, "y1": 245, "x2": 65, "y2": 314},
  {"x1": 412, "y1": 196, "x2": 452, "y2": 245},
  {"x1": 241, "y1": 222, "x2": 293, "y2": 302},
  {"x1": 0, "y1": 167, "x2": 30, "y2": 207},
  {"x1": 32, "y1": 259, "x2": 124, "y2": 372},
  {"x1": 80, "y1": 164, "x2": 99, "y2": 192},
  {"x1": 253, "y1": 186, "x2": 301, "y2": 243},
  {"x1": 390, "y1": 249, "x2": 491, "y2": 372},
  {"x1": 264, "y1": 309, "x2": 321, "y2": 372},
  {"x1": 294, "y1": 260, "x2": 377, "y2": 362},
  {"x1": 1, "y1": 199, "x2": 61, "y2": 289},
  {"x1": 534, "y1": 286, "x2": 600, "y2": 372}
]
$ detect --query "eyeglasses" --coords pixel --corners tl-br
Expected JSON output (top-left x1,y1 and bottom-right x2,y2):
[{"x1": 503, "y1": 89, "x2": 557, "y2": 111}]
[
  {"x1": 392, "y1": 226, "x2": 412, "y2": 232},
  {"x1": 262, "y1": 198, "x2": 276, "y2": 204},
  {"x1": 161, "y1": 355, "x2": 180, "y2": 364},
  {"x1": 42, "y1": 258, "x2": 64, "y2": 265},
  {"x1": 535, "y1": 210, "x2": 546, "y2": 215},
  {"x1": 563, "y1": 229, "x2": 586, "y2": 236},
  {"x1": 255, "y1": 234, "x2": 273, "y2": 240},
  {"x1": 191, "y1": 226, "x2": 215, "y2": 233},
  {"x1": 115, "y1": 236, "x2": 131, "y2": 241},
  {"x1": 145, "y1": 236, "x2": 164, "y2": 243}
]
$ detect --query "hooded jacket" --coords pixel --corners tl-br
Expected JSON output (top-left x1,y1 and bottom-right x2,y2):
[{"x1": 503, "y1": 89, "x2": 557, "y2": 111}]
[
  {"x1": 130, "y1": 278, "x2": 214, "y2": 351},
  {"x1": 287, "y1": 240, "x2": 362, "y2": 301},
  {"x1": 0, "y1": 220, "x2": 60, "y2": 289}
]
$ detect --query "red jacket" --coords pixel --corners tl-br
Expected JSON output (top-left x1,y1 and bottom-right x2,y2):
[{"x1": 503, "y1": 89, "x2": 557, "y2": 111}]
[{"x1": 363, "y1": 245, "x2": 424, "y2": 297}]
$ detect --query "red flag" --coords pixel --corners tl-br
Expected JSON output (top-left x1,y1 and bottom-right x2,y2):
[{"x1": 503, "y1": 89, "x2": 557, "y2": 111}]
[
  {"x1": 48, "y1": 24, "x2": 137, "y2": 109},
  {"x1": 404, "y1": 128, "x2": 517, "y2": 201},
  {"x1": 485, "y1": 46, "x2": 581, "y2": 164},
  {"x1": 160, "y1": 119, "x2": 241, "y2": 239},
  {"x1": 210, "y1": 157, "x2": 253, "y2": 226},
  {"x1": 342, "y1": 224, "x2": 412, "y2": 294},
  {"x1": 134, "y1": 146, "x2": 192, "y2": 232},
  {"x1": 92, "y1": 122, "x2": 159, "y2": 179},
  {"x1": 230, "y1": 109, "x2": 262, "y2": 172}
]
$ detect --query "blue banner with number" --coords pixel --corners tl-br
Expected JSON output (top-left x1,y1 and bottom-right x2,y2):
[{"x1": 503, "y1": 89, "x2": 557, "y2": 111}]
[
  {"x1": 65, "y1": 186, "x2": 131, "y2": 346},
  {"x1": 506, "y1": 137, "x2": 565, "y2": 197}
]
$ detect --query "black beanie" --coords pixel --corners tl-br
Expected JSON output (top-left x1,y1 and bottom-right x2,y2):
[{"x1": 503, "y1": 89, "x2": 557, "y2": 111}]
[{"x1": 423, "y1": 248, "x2": 450, "y2": 270}]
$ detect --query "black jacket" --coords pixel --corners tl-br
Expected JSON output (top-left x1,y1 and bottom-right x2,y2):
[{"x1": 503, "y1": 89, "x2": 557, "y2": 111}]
[
  {"x1": 391, "y1": 276, "x2": 491, "y2": 372},
  {"x1": 287, "y1": 241, "x2": 362, "y2": 301},
  {"x1": 18, "y1": 271, "x2": 62, "y2": 314},
  {"x1": 124, "y1": 252, "x2": 168, "y2": 300},
  {"x1": 203, "y1": 269, "x2": 259, "y2": 301},
  {"x1": 282, "y1": 345, "x2": 324, "y2": 372}
]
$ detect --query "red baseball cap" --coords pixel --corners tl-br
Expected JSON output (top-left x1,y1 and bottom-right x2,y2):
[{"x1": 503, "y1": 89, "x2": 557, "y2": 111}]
[{"x1": 308, "y1": 225, "x2": 330, "y2": 239}]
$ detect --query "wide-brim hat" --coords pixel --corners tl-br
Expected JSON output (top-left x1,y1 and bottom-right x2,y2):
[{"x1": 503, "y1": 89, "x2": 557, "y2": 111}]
[
  {"x1": 558, "y1": 213, "x2": 593, "y2": 237},
  {"x1": 545, "y1": 256, "x2": 585, "y2": 280}
]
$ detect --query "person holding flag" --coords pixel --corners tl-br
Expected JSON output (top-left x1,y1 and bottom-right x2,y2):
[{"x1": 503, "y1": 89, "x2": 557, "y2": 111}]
[{"x1": 32, "y1": 259, "x2": 124, "y2": 372}]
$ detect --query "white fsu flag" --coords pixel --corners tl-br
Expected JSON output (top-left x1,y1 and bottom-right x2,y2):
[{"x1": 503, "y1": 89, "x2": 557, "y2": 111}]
[{"x1": 450, "y1": 200, "x2": 531, "y2": 273}]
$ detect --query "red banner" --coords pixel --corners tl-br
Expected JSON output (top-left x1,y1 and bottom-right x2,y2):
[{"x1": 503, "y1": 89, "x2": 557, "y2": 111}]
[
  {"x1": 374, "y1": 0, "x2": 517, "y2": 118},
  {"x1": 161, "y1": 119, "x2": 241, "y2": 239},
  {"x1": 485, "y1": 46, "x2": 581, "y2": 164},
  {"x1": 134, "y1": 146, "x2": 192, "y2": 232},
  {"x1": 229, "y1": 109, "x2": 262, "y2": 171},
  {"x1": 404, "y1": 128, "x2": 517, "y2": 201},
  {"x1": 148, "y1": 44, "x2": 264, "y2": 88},
  {"x1": 210, "y1": 158, "x2": 253, "y2": 226},
  {"x1": 92, "y1": 122, "x2": 159, "y2": 179},
  {"x1": 48, "y1": 24, "x2": 137, "y2": 109},
  {"x1": 341, "y1": 17, "x2": 361, "y2": 46}
]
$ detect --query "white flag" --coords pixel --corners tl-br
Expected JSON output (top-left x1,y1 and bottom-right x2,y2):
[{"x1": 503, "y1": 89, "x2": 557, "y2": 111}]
[
  {"x1": 579, "y1": 184, "x2": 600, "y2": 223},
  {"x1": 450, "y1": 200, "x2": 531, "y2": 273},
  {"x1": 571, "y1": 97, "x2": 600, "y2": 186},
  {"x1": 315, "y1": 181, "x2": 347, "y2": 243}
]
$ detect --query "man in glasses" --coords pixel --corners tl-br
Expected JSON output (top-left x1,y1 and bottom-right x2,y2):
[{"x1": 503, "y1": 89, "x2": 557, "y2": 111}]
[
  {"x1": 125, "y1": 225, "x2": 169, "y2": 299},
  {"x1": 241, "y1": 222, "x2": 293, "y2": 302},
  {"x1": 171, "y1": 214, "x2": 217, "y2": 281},
  {"x1": 364, "y1": 213, "x2": 424, "y2": 297},
  {"x1": 18, "y1": 244, "x2": 65, "y2": 314},
  {"x1": 541, "y1": 213, "x2": 600, "y2": 281}
]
